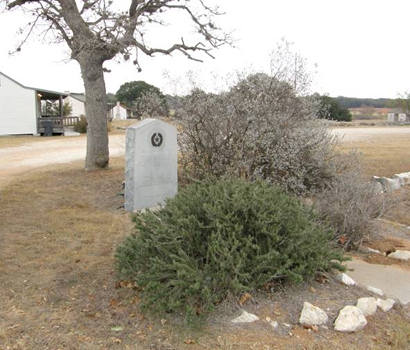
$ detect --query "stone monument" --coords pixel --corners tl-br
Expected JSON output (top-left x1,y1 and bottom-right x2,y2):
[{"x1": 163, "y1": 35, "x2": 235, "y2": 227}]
[{"x1": 125, "y1": 118, "x2": 177, "y2": 211}]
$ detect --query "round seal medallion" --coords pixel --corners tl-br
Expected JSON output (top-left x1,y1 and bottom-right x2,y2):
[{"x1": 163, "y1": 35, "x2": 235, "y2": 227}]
[{"x1": 151, "y1": 132, "x2": 163, "y2": 147}]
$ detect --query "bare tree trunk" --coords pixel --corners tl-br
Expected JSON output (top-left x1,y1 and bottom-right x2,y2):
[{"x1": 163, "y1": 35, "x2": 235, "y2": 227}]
[{"x1": 79, "y1": 58, "x2": 109, "y2": 170}]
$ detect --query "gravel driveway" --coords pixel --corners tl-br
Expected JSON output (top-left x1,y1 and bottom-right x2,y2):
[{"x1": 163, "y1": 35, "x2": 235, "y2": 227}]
[
  {"x1": 2, "y1": 126, "x2": 410, "y2": 187},
  {"x1": 0, "y1": 134, "x2": 125, "y2": 188}
]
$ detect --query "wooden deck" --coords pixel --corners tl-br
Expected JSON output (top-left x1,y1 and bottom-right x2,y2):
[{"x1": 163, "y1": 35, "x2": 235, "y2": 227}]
[{"x1": 38, "y1": 116, "x2": 80, "y2": 134}]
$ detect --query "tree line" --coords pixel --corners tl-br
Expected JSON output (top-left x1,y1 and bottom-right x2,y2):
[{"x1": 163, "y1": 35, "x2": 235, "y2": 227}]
[
  {"x1": 110, "y1": 80, "x2": 356, "y2": 122},
  {"x1": 334, "y1": 96, "x2": 395, "y2": 109}
]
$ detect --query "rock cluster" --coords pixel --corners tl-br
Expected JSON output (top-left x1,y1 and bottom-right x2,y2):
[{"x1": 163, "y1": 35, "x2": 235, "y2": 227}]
[
  {"x1": 373, "y1": 172, "x2": 410, "y2": 192},
  {"x1": 231, "y1": 284, "x2": 396, "y2": 335}
]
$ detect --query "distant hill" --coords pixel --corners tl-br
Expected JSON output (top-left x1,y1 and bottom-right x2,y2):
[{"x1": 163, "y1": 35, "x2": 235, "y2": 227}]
[{"x1": 334, "y1": 96, "x2": 394, "y2": 109}]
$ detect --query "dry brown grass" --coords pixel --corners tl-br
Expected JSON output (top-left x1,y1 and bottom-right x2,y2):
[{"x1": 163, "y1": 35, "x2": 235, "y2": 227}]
[
  {"x1": 1, "y1": 126, "x2": 410, "y2": 348},
  {"x1": 383, "y1": 186, "x2": 410, "y2": 227},
  {"x1": 340, "y1": 134, "x2": 410, "y2": 178},
  {"x1": 109, "y1": 119, "x2": 140, "y2": 134},
  {"x1": 0, "y1": 156, "x2": 409, "y2": 349},
  {"x1": 0, "y1": 135, "x2": 51, "y2": 148}
]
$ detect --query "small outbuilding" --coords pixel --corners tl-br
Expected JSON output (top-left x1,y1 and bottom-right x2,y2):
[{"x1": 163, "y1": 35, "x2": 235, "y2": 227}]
[
  {"x1": 387, "y1": 112, "x2": 410, "y2": 123},
  {"x1": 107, "y1": 101, "x2": 137, "y2": 120}
]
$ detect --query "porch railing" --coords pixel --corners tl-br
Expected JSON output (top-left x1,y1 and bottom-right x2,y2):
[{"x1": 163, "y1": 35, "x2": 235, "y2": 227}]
[
  {"x1": 38, "y1": 116, "x2": 64, "y2": 129},
  {"x1": 63, "y1": 116, "x2": 80, "y2": 126},
  {"x1": 38, "y1": 116, "x2": 80, "y2": 135},
  {"x1": 38, "y1": 116, "x2": 80, "y2": 128}
]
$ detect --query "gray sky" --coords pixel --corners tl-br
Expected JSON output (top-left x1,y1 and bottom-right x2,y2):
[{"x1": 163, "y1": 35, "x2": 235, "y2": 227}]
[{"x1": 0, "y1": 0, "x2": 409, "y2": 98}]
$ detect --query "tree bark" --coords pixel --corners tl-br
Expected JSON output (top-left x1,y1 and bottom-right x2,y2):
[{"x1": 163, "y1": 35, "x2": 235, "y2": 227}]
[{"x1": 79, "y1": 58, "x2": 109, "y2": 170}]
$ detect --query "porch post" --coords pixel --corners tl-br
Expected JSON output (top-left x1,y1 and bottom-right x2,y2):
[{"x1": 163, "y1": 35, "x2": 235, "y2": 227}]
[{"x1": 59, "y1": 95, "x2": 63, "y2": 118}]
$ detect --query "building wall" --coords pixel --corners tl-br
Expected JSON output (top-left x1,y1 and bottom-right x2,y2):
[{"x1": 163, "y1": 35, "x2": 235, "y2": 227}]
[
  {"x1": 65, "y1": 96, "x2": 85, "y2": 117},
  {"x1": 110, "y1": 103, "x2": 128, "y2": 120},
  {"x1": 0, "y1": 73, "x2": 37, "y2": 135}
]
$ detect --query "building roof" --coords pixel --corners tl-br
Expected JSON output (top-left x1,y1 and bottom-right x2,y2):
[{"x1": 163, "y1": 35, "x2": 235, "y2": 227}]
[
  {"x1": 0, "y1": 70, "x2": 69, "y2": 100},
  {"x1": 69, "y1": 93, "x2": 86, "y2": 103}
]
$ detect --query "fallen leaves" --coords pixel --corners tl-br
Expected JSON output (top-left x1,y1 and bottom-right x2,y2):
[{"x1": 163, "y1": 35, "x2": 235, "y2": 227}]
[
  {"x1": 239, "y1": 292, "x2": 252, "y2": 306},
  {"x1": 115, "y1": 280, "x2": 139, "y2": 289}
]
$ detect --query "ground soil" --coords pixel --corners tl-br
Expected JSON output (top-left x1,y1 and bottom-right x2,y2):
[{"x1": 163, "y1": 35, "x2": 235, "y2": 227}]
[{"x1": 0, "y1": 127, "x2": 409, "y2": 349}]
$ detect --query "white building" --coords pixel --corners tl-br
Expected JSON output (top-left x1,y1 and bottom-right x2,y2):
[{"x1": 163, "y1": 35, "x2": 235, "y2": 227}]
[
  {"x1": 0, "y1": 71, "x2": 70, "y2": 135},
  {"x1": 387, "y1": 112, "x2": 410, "y2": 123},
  {"x1": 65, "y1": 93, "x2": 86, "y2": 117},
  {"x1": 107, "y1": 101, "x2": 134, "y2": 120}
]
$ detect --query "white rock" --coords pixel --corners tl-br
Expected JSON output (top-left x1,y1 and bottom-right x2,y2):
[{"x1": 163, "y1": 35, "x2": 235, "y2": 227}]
[
  {"x1": 265, "y1": 316, "x2": 278, "y2": 329},
  {"x1": 376, "y1": 298, "x2": 395, "y2": 312},
  {"x1": 384, "y1": 177, "x2": 402, "y2": 191},
  {"x1": 366, "y1": 247, "x2": 382, "y2": 255},
  {"x1": 334, "y1": 306, "x2": 367, "y2": 332},
  {"x1": 393, "y1": 172, "x2": 410, "y2": 186},
  {"x1": 367, "y1": 286, "x2": 384, "y2": 296},
  {"x1": 388, "y1": 250, "x2": 410, "y2": 261},
  {"x1": 375, "y1": 177, "x2": 401, "y2": 192},
  {"x1": 336, "y1": 273, "x2": 356, "y2": 286},
  {"x1": 299, "y1": 302, "x2": 328, "y2": 326},
  {"x1": 231, "y1": 310, "x2": 259, "y2": 323},
  {"x1": 356, "y1": 297, "x2": 377, "y2": 316}
]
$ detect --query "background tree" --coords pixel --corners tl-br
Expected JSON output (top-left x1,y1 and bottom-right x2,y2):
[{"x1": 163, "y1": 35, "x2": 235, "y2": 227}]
[
  {"x1": 137, "y1": 90, "x2": 169, "y2": 118},
  {"x1": 116, "y1": 80, "x2": 168, "y2": 117},
  {"x1": 116, "y1": 81, "x2": 160, "y2": 107},
  {"x1": 335, "y1": 96, "x2": 392, "y2": 109},
  {"x1": 50, "y1": 101, "x2": 73, "y2": 117},
  {"x1": 393, "y1": 91, "x2": 410, "y2": 114},
  {"x1": 317, "y1": 95, "x2": 352, "y2": 121},
  {"x1": 2, "y1": 0, "x2": 229, "y2": 169},
  {"x1": 106, "y1": 93, "x2": 117, "y2": 110}
]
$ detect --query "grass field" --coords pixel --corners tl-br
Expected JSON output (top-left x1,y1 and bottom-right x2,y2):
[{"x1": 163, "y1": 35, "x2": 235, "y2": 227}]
[{"x1": 340, "y1": 134, "x2": 410, "y2": 178}]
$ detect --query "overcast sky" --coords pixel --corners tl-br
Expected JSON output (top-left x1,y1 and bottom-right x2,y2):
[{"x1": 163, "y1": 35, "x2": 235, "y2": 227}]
[{"x1": 0, "y1": 0, "x2": 409, "y2": 98}]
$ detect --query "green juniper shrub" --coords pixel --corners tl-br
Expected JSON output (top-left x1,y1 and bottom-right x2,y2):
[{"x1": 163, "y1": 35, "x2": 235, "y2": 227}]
[
  {"x1": 73, "y1": 116, "x2": 111, "y2": 134},
  {"x1": 73, "y1": 115, "x2": 87, "y2": 133},
  {"x1": 115, "y1": 179, "x2": 345, "y2": 321}
]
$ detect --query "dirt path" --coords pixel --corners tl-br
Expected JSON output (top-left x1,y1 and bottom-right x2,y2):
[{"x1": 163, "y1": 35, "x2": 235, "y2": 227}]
[
  {"x1": 347, "y1": 258, "x2": 410, "y2": 304},
  {"x1": 0, "y1": 134, "x2": 125, "y2": 188}
]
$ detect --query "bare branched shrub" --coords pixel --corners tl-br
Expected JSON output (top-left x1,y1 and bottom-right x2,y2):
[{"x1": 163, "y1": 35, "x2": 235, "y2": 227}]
[
  {"x1": 177, "y1": 43, "x2": 388, "y2": 248},
  {"x1": 137, "y1": 91, "x2": 169, "y2": 119},
  {"x1": 314, "y1": 163, "x2": 391, "y2": 249},
  {"x1": 178, "y1": 73, "x2": 340, "y2": 195}
]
